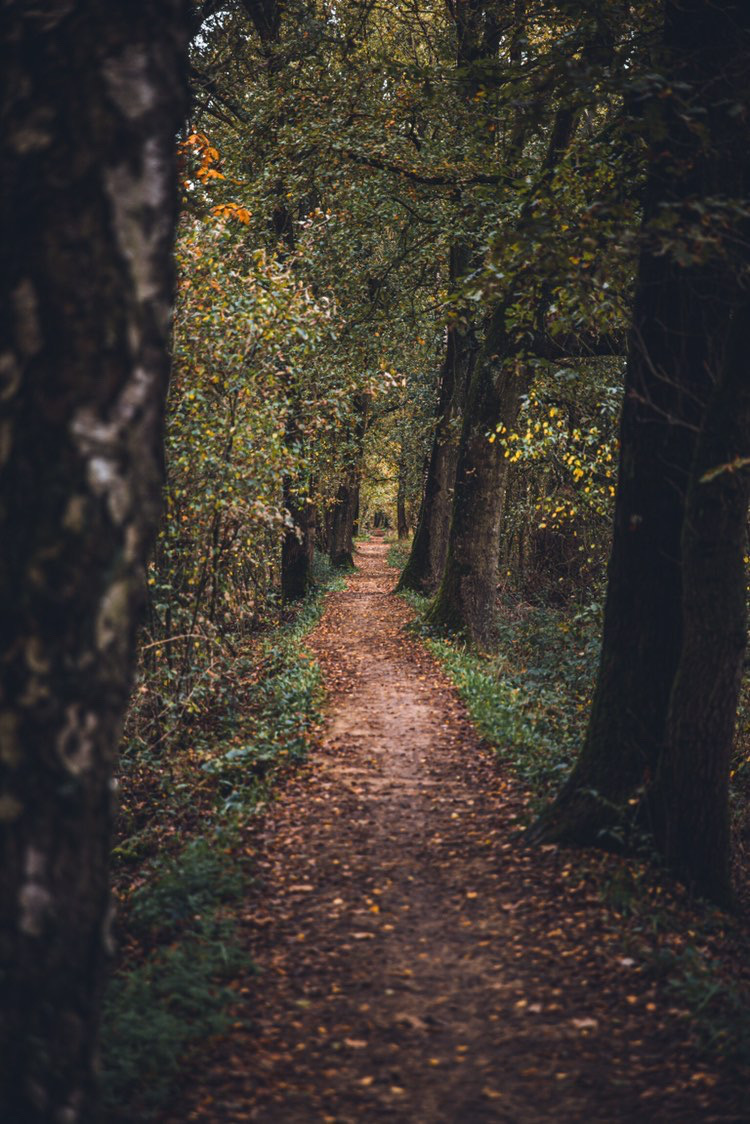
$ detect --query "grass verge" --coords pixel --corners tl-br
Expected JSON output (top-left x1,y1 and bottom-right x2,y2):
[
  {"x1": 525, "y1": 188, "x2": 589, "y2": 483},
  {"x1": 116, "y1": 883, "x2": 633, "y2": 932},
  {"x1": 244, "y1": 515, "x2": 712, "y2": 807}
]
[
  {"x1": 400, "y1": 587, "x2": 599, "y2": 810},
  {"x1": 386, "y1": 539, "x2": 411, "y2": 571},
  {"x1": 100, "y1": 554, "x2": 344, "y2": 1119},
  {"x1": 392, "y1": 561, "x2": 750, "y2": 1085}
]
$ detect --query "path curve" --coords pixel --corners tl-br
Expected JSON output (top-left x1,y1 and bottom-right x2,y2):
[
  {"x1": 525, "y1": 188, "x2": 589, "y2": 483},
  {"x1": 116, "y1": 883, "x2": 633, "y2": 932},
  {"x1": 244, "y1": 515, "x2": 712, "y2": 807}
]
[{"x1": 165, "y1": 541, "x2": 744, "y2": 1122}]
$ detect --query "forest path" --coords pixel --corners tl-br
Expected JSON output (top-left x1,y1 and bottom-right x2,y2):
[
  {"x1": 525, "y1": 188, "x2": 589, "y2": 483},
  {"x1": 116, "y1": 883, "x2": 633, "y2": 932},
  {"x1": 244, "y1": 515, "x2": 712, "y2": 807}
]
[{"x1": 165, "y1": 541, "x2": 740, "y2": 1123}]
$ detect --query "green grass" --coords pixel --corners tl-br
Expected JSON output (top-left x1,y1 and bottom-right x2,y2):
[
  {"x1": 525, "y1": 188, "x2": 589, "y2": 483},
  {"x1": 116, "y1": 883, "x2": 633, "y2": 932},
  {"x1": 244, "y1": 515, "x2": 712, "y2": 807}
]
[
  {"x1": 664, "y1": 945, "x2": 750, "y2": 1067},
  {"x1": 199, "y1": 554, "x2": 344, "y2": 810},
  {"x1": 404, "y1": 589, "x2": 600, "y2": 808},
  {"x1": 102, "y1": 909, "x2": 249, "y2": 1119},
  {"x1": 386, "y1": 540, "x2": 412, "y2": 570},
  {"x1": 403, "y1": 584, "x2": 750, "y2": 1080}
]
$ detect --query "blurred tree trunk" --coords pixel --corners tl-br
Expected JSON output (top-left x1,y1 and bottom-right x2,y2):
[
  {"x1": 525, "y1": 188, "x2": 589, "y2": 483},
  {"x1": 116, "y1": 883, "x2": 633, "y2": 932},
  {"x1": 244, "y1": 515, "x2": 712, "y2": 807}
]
[
  {"x1": 281, "y1": 482, "x2": 316, "y2": 601},
  {"x1": 0, "y1": 2, "x2": 189, "y2": 1119},
  {"x1": 396, "y1": 463, "x2": 409, "y2": 540},
  {"x1": 428, "y1": 104, "x2": 578, "y2": 645},
  {"x1": 426, "y1": 307, "x2": 531, "y2": 644},
  {"x1": 329, "y1": 478, "x2": 359, "y2": 568}
]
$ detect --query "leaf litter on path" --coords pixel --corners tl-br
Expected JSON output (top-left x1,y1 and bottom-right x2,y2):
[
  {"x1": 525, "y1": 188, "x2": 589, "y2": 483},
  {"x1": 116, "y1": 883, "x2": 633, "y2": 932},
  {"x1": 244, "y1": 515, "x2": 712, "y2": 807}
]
[{"x1": 163, "y1": 542, "x2": 748, "y2": 1123}]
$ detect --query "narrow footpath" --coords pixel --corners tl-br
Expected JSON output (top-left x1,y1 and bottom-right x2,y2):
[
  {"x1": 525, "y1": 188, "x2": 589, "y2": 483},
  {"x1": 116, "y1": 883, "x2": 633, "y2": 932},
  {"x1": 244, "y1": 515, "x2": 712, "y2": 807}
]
[{"x1": 165, "y1": 541, "x2": 745, "y2": 1122}]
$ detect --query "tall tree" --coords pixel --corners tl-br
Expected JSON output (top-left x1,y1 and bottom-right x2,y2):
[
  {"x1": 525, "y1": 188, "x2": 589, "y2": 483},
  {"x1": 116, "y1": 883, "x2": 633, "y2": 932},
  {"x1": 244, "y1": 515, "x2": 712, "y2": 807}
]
[
  {"x1": 328, "y1": 393, "x2": 369, "y2": 568},
  {"x1": 0, "y1": 2, "x2": 189, "y2": 1117},
  {"x1": 396, "y1": 0, "x2": 496, "y2": 594},
  {"x1": 655, "y1": 292, "x2": 750, "y2": 904},
  {"x1": 427, "y1": 103, "x2": 581, "y2": 644},
  {"x1": 396, "y1": 250, "x2": 476, "y2": 593},
  {"x1": 530, "y1": 0, "x2": 750, "y2": 903}
]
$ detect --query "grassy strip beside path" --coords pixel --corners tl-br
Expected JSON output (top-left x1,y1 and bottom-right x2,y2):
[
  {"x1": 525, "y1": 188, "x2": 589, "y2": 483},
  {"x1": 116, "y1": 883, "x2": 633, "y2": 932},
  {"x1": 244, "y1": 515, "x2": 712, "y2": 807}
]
[
  {"x1": 388, "y1": 548, "x2": 750, "y2": 1087},
  {"x1": 100, "y1": 557, "x2": 344, "y2": 1119}
]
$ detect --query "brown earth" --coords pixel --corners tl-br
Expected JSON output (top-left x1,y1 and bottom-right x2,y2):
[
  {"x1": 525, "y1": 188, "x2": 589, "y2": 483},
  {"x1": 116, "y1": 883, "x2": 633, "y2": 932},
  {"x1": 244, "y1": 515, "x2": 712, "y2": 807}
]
[{"x1": 164, "y1": 540, "x2": 748, "y2": 1123}]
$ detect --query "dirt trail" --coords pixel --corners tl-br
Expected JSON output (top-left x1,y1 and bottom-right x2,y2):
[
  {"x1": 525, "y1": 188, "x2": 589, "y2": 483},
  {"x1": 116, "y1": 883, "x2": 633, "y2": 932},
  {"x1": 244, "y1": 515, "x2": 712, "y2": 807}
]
[{"x1": 166, "y1": 541, "x2": 745, "y2": 1122}]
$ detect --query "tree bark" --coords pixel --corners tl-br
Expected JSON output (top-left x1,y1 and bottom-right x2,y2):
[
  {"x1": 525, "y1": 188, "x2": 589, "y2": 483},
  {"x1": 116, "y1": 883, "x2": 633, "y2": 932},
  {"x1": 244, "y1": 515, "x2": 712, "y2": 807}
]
[
  {"x1": 654, "y1": 295, "x2": 750, "y2": 906},
  {"x1": 396, "y1": 307, "x2": 474, "y2": 592},
  {"x1": 281, "y1": 484, "x2": 316, "y2": 602},
  {"x1": 328, "y1": 476, "x2": 359, "y2": 569},
  {"x1": 328, "y1": 394, "x2": 368, "y2": 569},
  {"x1": 426, "y1": 307, "x2": 530, "y2": 645},
  {"x1": 396, "y1": 2, "x2": 496, "y2": 595},
  {"x1": 426, "y1": 97, "x2": 580, "y2": 645},
  {"x1": 529, "y1": 0, "x2": 750, "y2": 850},
  {"x1": 0, "y1": 3, "x2": 189, "y2": 1119},
  {"x1": 396, "y1": 459, "x2": 409, "y2": 541}
]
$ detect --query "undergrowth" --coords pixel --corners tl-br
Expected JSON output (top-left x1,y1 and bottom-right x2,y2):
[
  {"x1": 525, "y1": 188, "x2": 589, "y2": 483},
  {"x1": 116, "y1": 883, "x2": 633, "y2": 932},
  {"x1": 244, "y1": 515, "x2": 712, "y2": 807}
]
[
  {"x1": 598, "y1": 859, "x2": 750, "y2": 1078},
  {"x1": 386, "y1": 540, "x2": 411, "y2": 571},
  {"x1": 100, "y1": 553, "x2": 343, "y2": 1119},
  {"x1": 401, "y1": 587, "x2": 600, "y2": 809}
]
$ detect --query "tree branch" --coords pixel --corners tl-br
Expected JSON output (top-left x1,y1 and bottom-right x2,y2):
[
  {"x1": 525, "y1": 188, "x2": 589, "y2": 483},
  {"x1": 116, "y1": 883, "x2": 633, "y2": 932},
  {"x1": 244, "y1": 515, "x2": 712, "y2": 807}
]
[
  {"x1": 528, "y1": 329, "x2": 626, "y2": 359},
  {"x1": 336, "y1": 146, "x2": 511, "y2": 189}
]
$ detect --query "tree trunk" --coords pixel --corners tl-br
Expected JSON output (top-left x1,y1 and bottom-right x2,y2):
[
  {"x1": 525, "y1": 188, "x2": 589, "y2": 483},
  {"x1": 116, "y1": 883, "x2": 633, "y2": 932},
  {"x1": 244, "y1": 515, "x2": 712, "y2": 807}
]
[
  {"x1": 329, "y1": 394, "x2": 368, "y2": 569},
  {"x1": 0, "y1": 4, "x2": 189, "y2": 1119},
  {"x1": 396, "y1": 441, "x2": 409, "y2": 540},
  {"x1": 396, "y1": 489, "x2": 408, "y2": 540},
  {"x1": 654, "y1": 296, "x2": 750, "y2": 905},
  {"x1": 328, "y1": 477, "x2": 359, "y2": 569},
  {"x1": 424, "y1": 88, "x2": 581, "y2": 645},
  {"x1": 396, "y1": 0, "x2": 494, "y2": 594},
  {"x1": 426, "y1": 308, "x2": 530, "y2": 645},
  {"x1": 529, "y1": 260, "x2": 726, "y2": 845},
  {"x1": 529, "y1": 0, "x2": 749, "y2": 849},
  {"x1": 281, "y1": 485, "x2": 315, "y2": 602},
  {"x1": 396, "y1": 307, "x2": 474, "y2": 592}
]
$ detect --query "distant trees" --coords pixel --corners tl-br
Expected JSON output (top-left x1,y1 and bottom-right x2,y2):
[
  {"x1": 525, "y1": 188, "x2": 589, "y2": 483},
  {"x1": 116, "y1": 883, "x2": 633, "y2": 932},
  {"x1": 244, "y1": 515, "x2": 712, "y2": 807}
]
[
  {"x1": 401, "y1": 1, "x2": 634, "y2": 641},
  {"x1": 0, "y1": 2, "x2": 190, "y2": 1117}
]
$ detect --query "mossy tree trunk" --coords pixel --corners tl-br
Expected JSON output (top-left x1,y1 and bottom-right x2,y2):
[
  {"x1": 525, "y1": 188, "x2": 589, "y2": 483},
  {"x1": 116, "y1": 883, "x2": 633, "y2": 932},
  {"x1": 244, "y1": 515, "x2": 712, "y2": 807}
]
[
  {"x1": 0, "y1": 2, "x2": 189, "y2": 1119},
  {"x1": 530, "y1": 0, "x2": 750, "y2": 867}
]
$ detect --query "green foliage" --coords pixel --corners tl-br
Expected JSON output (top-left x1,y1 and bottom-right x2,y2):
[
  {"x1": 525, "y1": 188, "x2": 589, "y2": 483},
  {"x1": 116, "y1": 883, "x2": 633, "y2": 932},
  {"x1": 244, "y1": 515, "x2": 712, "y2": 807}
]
[
  {"x1": 199, "y1": 554, "x2": 345, "y2": 806},
  {"x1": 386, "y1": 540, "x2": 412, "y2": 570},
  {"x1": 103, "y1": 832, "x2": 252, "y2": 1119},
  {"x1": 100, "y1": 916, "x2": 248, "y2": 1120},
  {"x1": 125, "y1": 235, "x2": 344, "y2": 763},
  {"x1": 599, "y1": 863, "x2": 750, "y2": 1074},
  {"x1": 127, "y1": 837, "x2": 246, "y2": 941},
  {"x1": 663, "y1": 947, "x2": 750, "y2": 1068},
  {"x1": 497, "y1": 370, "x2": 622, "y2": 600}
]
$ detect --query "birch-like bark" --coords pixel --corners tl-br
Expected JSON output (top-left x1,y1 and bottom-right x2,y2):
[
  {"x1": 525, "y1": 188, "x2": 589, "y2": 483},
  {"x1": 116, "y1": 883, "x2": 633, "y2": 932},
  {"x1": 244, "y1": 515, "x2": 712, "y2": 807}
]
[{"x1": 0, "y1": 3, "x2": 190, "y2": 1117}]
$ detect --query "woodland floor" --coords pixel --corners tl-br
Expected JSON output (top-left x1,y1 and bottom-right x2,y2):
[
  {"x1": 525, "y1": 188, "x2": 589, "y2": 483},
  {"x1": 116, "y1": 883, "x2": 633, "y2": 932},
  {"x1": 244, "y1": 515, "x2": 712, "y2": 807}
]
[{"x1": 163, "y1": 540, "x2": 748, "y2": 1123}]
